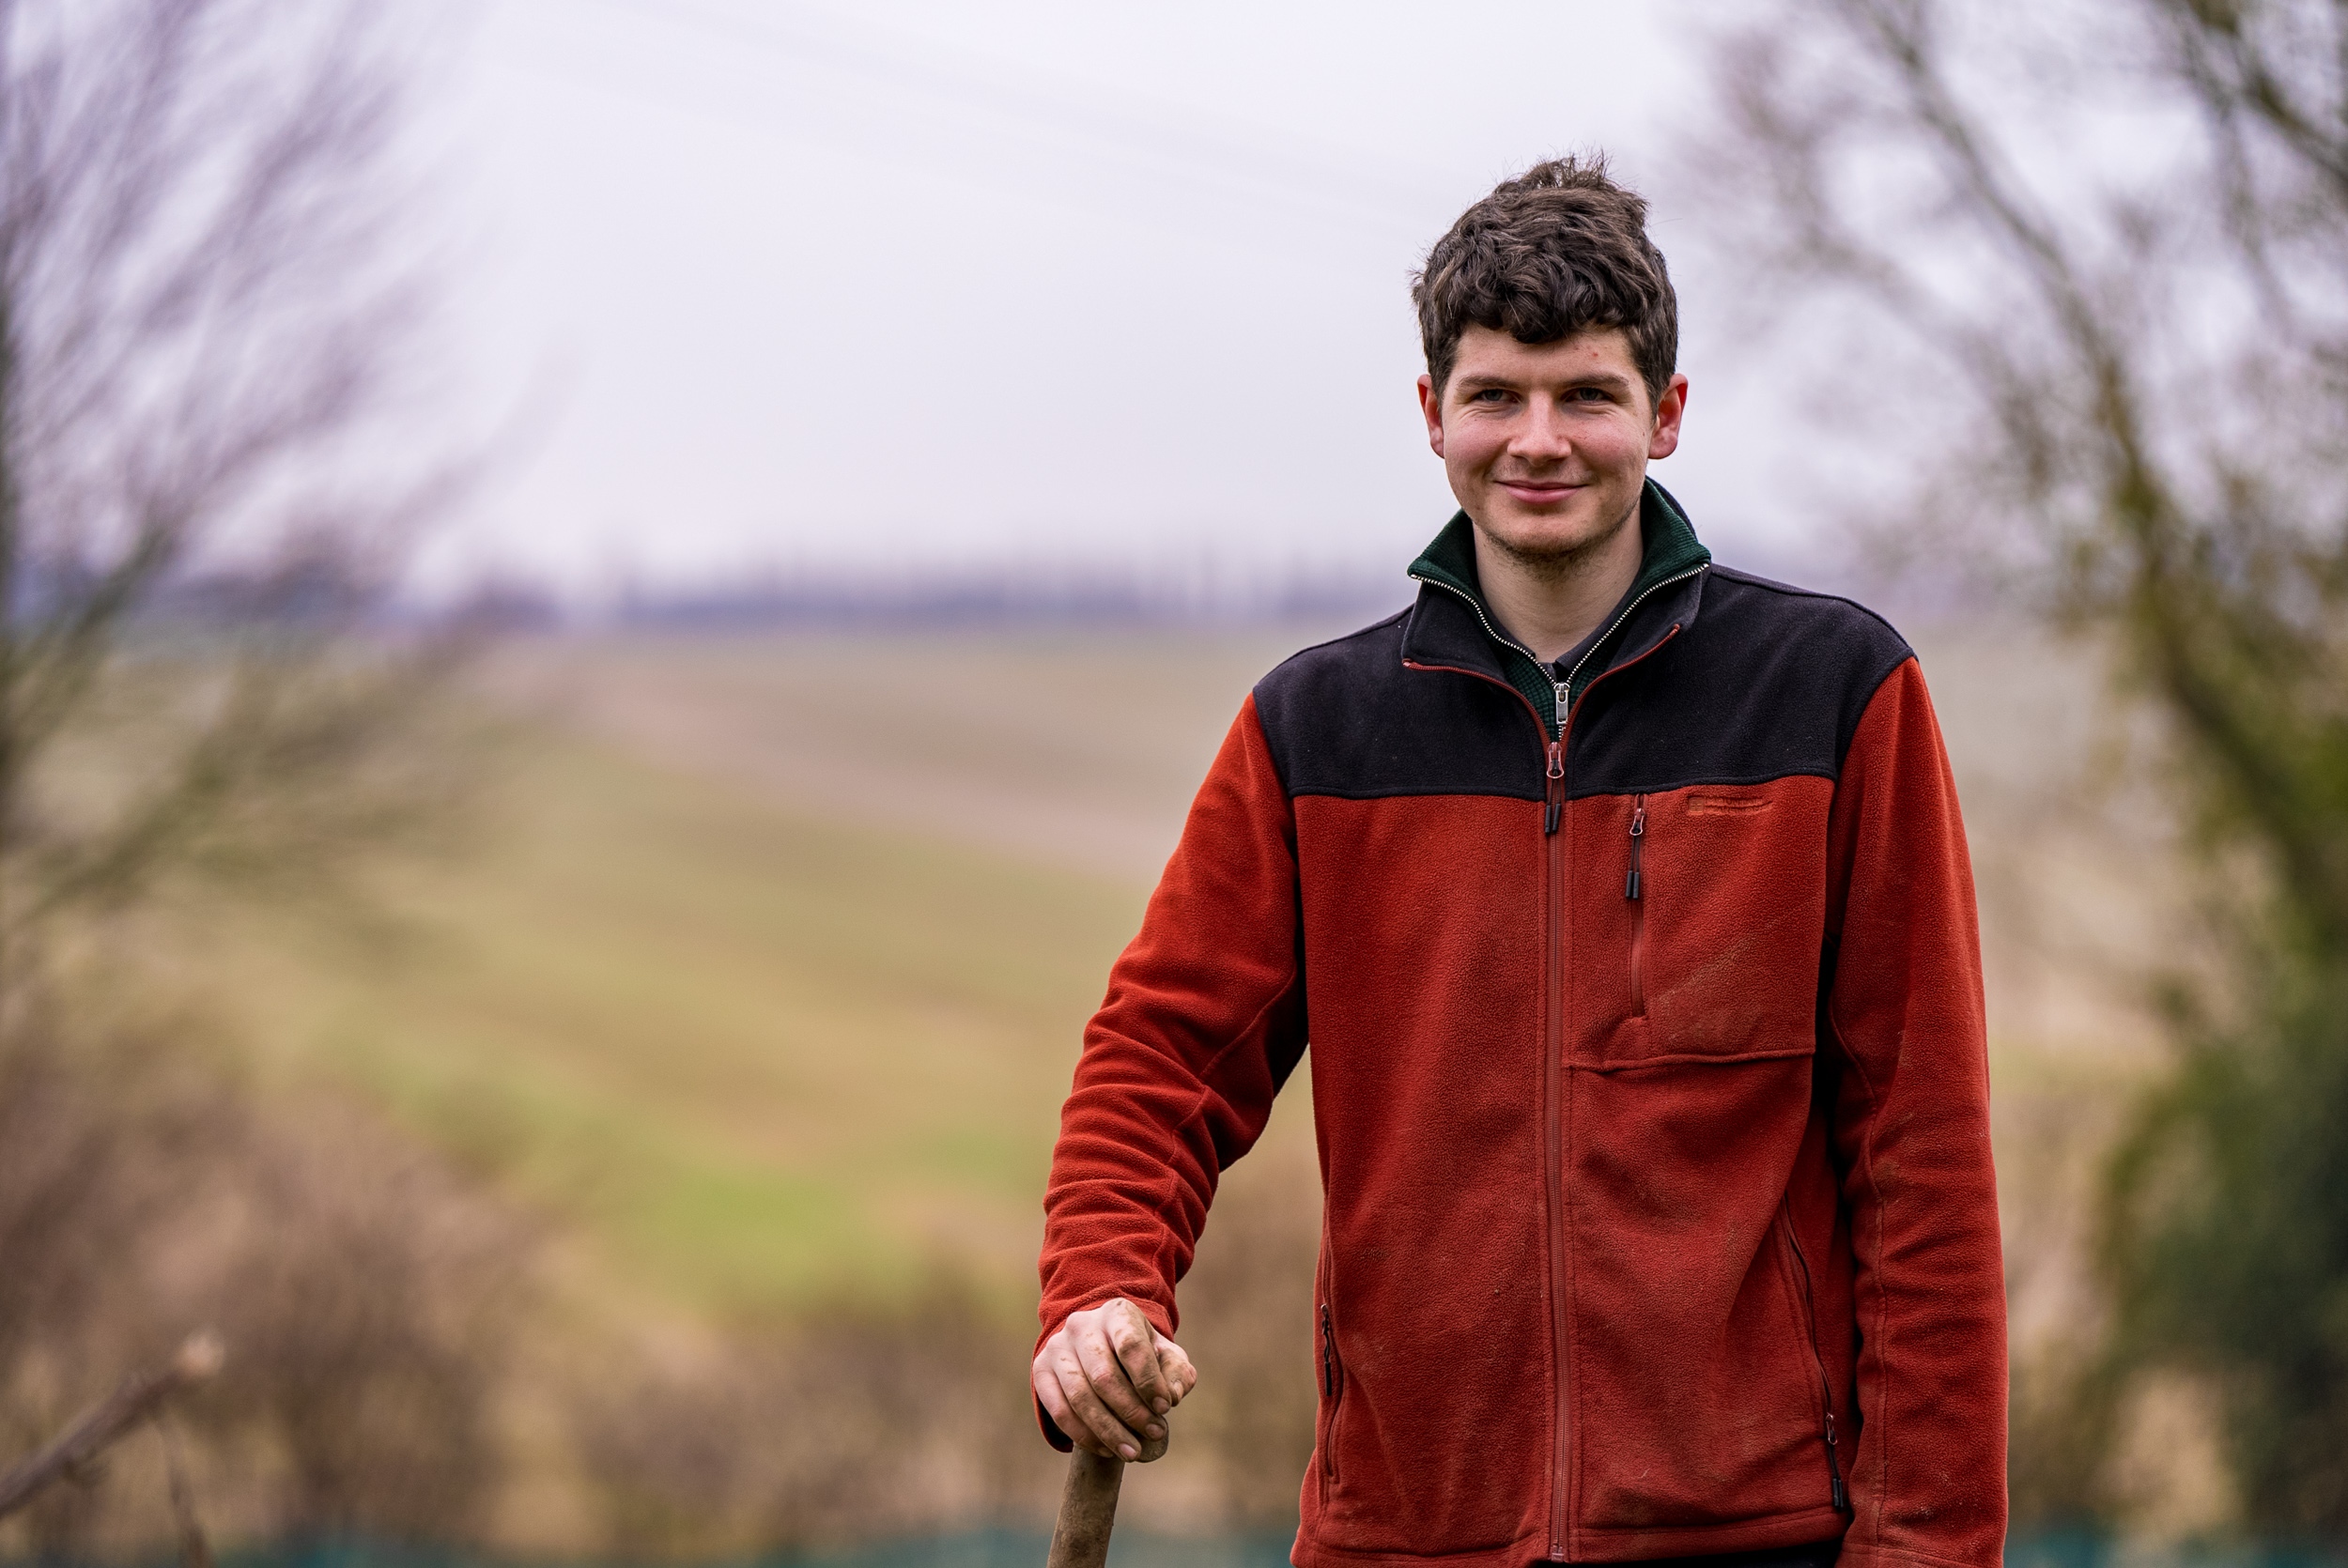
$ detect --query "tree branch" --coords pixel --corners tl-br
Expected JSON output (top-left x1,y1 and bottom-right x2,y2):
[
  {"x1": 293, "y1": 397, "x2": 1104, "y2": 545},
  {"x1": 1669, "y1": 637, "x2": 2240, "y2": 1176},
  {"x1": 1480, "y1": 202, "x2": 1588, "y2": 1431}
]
[{"x1": 0, "y1": 1331, "x2": 222, "y2": 1520}]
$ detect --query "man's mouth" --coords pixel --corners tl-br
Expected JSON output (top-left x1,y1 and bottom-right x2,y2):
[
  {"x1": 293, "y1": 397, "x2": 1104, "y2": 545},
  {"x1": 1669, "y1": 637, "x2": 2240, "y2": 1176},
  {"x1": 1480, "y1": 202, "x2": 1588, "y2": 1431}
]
[{"x1": 1497, "y1": 479, "x2": 1583, "y2": 502}]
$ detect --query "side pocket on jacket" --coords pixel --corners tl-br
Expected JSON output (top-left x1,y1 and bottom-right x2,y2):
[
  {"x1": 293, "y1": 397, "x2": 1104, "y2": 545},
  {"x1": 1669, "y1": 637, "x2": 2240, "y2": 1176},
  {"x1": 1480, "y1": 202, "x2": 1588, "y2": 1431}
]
[
  {"x1": 1776, "y1": 1197, "x2": 1848, "y2": 1514},
  {"x1": 1318, "y1": 1299, "x2": 1345, "y2": 1489}
]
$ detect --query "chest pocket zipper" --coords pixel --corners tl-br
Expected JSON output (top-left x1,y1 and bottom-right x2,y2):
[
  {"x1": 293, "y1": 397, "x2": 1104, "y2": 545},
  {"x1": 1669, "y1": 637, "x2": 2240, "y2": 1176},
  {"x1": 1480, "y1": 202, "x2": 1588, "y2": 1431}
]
[{"x1": 1626, "y1": 795, "x2": 1647, "y2": 1017}]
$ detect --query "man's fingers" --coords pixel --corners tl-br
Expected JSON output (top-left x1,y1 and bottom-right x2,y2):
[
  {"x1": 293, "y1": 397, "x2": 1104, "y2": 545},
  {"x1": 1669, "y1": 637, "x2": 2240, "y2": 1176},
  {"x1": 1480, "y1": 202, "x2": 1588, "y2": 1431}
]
[
  {"x1": 1073, "y1": 1315, "x2": 1165, "y2": 1445},
  {"x1": 1061, "y1": 1361, "x2": 1141, "y2": 1465},
  {"x1": 1104, "y1": 1299, "x2": 1174, "y2": 1417},
  {"x1": 1056, "y1": 1342, "x2": 1146, "y2": 1459},
  {"x1": 1031, "y1": 1356, "x2": 1102, "y2": 1456},
  {"x1": 1034, "y1": 1304, "x2": 1194, "y2": 1463},
  {"x1": 1155, "y1": 1333, "x2": 1199, "y2": 1406}
]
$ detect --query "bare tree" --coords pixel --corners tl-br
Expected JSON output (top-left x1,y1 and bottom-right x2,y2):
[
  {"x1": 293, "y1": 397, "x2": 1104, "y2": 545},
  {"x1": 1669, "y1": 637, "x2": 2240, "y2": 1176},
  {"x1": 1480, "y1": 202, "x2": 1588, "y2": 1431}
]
[
  {"x1": 0, "y1": 9, "x2": 543, "y2": 1555},
  {"x1": 0, "y1": 0, "x2": 475, "y2": 1007},
  {"x1": 1689, "y1": 0, "x2": 2348, "y2": 1536}
]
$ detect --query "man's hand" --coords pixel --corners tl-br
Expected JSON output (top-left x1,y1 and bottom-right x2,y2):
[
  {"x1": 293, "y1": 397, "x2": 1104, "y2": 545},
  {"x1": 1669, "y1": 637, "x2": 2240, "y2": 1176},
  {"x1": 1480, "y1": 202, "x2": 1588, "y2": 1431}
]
[{"x1": 1032, "y1": 1298, "x2": 1198, "y2": 1462}]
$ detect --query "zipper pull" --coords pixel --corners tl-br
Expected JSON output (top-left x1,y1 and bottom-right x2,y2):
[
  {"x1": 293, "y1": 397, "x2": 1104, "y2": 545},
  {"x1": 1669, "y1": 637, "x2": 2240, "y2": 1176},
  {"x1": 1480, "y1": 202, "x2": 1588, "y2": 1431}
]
[
  {"x1": 1543, "y1": 741, "x2": 1564, "y2": 836},
  {"x1": 1320, "y1": 1303, "x2": 1336, "y2": 1396},
  {"x1": 1825, "y1": 1410, "x2": 1846, "y2": 1511},
  {"x1": 1553, "y1": 681, "x2": 1569, "y2": 732},
  {"x1": 1625, "y1": 796, "x2": 1645, "y2": 899}
]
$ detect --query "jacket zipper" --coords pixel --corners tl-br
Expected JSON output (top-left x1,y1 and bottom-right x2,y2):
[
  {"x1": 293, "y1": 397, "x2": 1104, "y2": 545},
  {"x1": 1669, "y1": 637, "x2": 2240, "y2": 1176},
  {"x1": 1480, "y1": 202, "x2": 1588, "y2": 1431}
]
[
  {"x1": 1543, "y1": 736, "x2": 1569, "y2": 1557},
  {"x1": 1319, "y1": 1301, "x2": 1343, "y2": 1479},
  {"x1": 1407, "y1": 575, "x2": 1549, "y2": 688},
  {"x1": 1626, "y1": 795, "x2": 1646, "y2": 1017},
  {"x1": 1392, "y1": 651, "x2": 1573, "y2": 1552},
  {"x1": 1548, "y1": 682, "x2": 1569, "y2": 832},
  {"x1": 1559, "y1": 565, "x2": 1709, "y2": 699},
  {"x1": 1781, "y1": 1198, "x2": 1849, "y2": 1513},
  {"x1": 1404, "y1": 564, "x2": 1707, "y2": 1560},
  {"x1": 1542, "y1": 628, "x2": 1691, "y2": 1560},
  {"x1": 1406, "y1": 562, "x2": 1710, "y2": 743}
]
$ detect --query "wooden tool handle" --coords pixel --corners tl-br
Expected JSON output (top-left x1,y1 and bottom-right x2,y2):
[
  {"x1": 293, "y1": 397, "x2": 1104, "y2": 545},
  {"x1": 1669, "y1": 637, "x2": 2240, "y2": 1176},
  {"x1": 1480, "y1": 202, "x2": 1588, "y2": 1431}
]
[
  {"x1": 1045, "y1": 1424, "x2": 1166, "y2": 1568},
  {"x1": 1044, "y1": 1449, "x2": 1124, "y2": 1568}
]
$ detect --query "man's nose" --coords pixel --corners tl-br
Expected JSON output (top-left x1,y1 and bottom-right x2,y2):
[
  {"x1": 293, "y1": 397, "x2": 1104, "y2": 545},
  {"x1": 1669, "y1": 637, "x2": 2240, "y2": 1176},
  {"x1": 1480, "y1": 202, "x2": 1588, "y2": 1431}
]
[{"x1": 1509, "y1": 398, "x2": 1574, "y2": 463}]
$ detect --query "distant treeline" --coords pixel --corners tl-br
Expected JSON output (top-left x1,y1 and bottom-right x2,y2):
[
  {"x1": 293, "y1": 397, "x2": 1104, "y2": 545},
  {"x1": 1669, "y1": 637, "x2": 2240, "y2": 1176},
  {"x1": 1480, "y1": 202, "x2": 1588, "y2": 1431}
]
[
  {"x1": 469, "y1": 569, "x2": 1421, "y2": 633},
  {"x1": 457, "y1": 536, "x2": 1908, "y2": 635}
]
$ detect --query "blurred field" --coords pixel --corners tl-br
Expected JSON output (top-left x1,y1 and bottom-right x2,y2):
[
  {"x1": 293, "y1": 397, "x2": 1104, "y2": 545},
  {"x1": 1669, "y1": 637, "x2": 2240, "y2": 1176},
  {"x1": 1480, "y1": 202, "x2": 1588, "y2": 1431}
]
[
  {"x1": 224, "y1": 631, "x2": 1361, "y2": 1315},
  {"x1": 178, "y1": 615, "x2": 2200, "y2": 1545}
]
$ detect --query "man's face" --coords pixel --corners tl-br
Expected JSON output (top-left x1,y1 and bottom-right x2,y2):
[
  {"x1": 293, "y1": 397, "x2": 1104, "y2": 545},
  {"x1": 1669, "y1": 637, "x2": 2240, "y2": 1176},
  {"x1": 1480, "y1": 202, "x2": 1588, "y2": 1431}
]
[{"x1": 1416, "y1": 324, "x2": 1688, "y2": 568}]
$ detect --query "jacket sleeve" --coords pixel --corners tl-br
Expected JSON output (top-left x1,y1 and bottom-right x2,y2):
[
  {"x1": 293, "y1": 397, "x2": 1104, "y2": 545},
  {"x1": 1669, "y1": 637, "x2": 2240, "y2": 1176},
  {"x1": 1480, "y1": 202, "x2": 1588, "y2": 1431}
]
[
  {"x1": 1822, "y1": 656, "x2": 2008, "y2": 1568},
  {"x1": 1033, "y1": 695, "x2": 1308, "y2": 1446}
]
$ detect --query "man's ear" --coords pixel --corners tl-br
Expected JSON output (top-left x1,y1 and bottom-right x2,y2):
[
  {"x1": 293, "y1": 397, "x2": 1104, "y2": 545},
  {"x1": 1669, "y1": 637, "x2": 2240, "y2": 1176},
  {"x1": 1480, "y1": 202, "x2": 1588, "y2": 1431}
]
[
  {"x1": 1647, "y1": 372, "x2": 1689, "y2": 461},
  {"x1": 1417, "y1": 373, "x2": 1445, "y2": 458}
]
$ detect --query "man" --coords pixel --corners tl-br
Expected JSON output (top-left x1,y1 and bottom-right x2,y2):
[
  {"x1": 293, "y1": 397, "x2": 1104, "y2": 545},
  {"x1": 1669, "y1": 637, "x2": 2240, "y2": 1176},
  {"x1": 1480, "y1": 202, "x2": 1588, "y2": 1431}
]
[{"x1": 1031, "y1": 158, "x2": 2005, "y2": 1568}]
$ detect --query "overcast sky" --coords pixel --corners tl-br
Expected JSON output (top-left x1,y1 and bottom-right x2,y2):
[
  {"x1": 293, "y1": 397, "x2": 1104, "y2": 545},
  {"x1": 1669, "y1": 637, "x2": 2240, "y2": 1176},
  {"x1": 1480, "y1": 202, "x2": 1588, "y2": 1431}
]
[{"x1": 426, "y1": 0, "x2": 1790, "y2": 601}]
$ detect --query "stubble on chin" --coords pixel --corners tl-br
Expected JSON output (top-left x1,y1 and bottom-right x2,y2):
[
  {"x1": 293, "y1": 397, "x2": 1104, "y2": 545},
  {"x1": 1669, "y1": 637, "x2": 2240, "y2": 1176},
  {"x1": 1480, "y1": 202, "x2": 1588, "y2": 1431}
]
[{"x1": 1478, "y1": 495, "x2": 1640, "y2": 584}]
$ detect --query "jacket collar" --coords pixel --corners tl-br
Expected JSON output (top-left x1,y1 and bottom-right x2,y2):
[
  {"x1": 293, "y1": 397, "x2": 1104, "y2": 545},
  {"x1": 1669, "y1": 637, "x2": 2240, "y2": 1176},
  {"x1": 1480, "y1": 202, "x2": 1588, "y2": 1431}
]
[{"x1": 1400, "y1": 479, "x2": 1712, "y2": 736}]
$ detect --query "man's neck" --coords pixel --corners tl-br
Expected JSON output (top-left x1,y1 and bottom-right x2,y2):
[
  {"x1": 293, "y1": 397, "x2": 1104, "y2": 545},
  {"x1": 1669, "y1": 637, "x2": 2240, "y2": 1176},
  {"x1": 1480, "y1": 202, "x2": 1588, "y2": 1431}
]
[{"x1": 1470, "y1": 501, "x2": 1645, "y2": 665}]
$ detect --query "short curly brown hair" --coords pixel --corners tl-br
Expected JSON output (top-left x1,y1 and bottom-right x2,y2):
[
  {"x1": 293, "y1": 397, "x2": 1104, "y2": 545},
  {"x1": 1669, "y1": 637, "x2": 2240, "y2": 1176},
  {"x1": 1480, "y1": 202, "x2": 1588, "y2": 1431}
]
[{"x1": 1413, "y1": 155, "x2": 1677, "y2": 409}]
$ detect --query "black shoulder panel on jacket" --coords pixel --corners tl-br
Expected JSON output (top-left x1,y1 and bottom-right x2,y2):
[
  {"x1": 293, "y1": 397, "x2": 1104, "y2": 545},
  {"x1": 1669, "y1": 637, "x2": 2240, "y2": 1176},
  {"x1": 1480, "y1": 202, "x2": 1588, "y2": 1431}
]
[
  {"x1": 1253, "y1": 608, "x2": 1550, "y2": 802},
  {"x1": 1559, "y1": 567, "x2": 1915, "y2": 800},
  {"x1": 1250, "y1": 569, "x2": 1915, "y2": 802}
]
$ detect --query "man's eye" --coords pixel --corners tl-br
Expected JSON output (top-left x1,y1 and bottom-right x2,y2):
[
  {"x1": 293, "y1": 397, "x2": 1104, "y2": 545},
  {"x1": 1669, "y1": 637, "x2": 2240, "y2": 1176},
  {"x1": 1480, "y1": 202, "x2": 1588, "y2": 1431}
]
[
  {"x1": 1474, "y1": 389, "x2": 1510, "y2": 402},
  {"x1": 1571, "y1": 387, "x2": 1610, "y2": 401}
]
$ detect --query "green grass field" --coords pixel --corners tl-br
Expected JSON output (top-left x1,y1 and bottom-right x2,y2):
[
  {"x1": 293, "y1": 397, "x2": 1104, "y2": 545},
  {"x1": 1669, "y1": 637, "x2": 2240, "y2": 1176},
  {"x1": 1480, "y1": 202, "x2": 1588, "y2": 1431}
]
[
  {"x1": 225, "y1": 727, "x2": 1147, "y2": 1315},
  {"x1": 215, "y1": 629, "x2": 1336, "y2": 1325}
]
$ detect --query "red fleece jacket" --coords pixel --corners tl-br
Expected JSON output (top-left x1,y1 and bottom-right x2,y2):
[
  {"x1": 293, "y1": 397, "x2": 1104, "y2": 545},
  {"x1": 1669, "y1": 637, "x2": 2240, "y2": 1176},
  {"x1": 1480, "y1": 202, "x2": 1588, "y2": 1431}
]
[{"x1": 1037, "y1": 555, "x2": 2005, "y2": 1568}]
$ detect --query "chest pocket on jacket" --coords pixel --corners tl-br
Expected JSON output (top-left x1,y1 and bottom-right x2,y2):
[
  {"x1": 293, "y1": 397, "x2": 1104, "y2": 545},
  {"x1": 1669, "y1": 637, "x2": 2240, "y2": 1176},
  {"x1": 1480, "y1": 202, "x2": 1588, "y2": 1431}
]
[{"x1": 1581, "y1": 778, "x2": 1832, "y2": 1068}]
